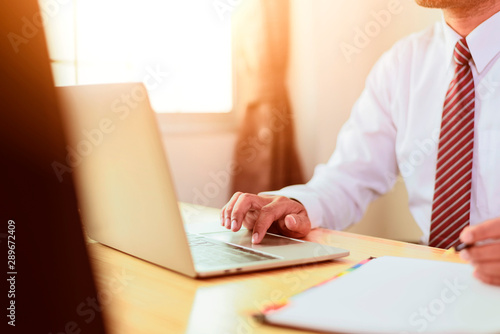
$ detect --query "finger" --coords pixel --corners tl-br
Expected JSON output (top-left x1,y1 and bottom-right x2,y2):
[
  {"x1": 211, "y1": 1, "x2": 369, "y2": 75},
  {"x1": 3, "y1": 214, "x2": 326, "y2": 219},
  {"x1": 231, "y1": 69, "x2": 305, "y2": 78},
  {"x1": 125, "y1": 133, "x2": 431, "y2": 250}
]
[
  {"x1": 282, "y1": 214, "x2": 311, "y2": 238},
  {"x1": 230, "y1": 193, "x2": 264, "y2": 232},
  {"x1": 460, "y1": 218, "x2": 500, "y2": 244},
  {"x1": 241, "y1": 210, "x2": 260, "y2": 231},
  {"x1": 222, "y1": 192, "x2": 243, "y2": 229},
  {"x1": 251, "y1": 211, "x2": 276, "y2": 244},
  {"x1": 220, "y1": 204, "x2": 228, "y2": 226},
  {"x1": 473, "y1": 269, "x2": 500, "y2": 286},
  {"x1": 220, "y1": 205, "x2": 227, "y2": 226},
  {"x1": 252, "y1": 198, "x2": 300, "y2": 244},
  {"x1": 474, "y1": 261, "x2": 500, "y2": 277},
  {"x1": 460, "y1": 243, "x2": 500, "y2": 263}
]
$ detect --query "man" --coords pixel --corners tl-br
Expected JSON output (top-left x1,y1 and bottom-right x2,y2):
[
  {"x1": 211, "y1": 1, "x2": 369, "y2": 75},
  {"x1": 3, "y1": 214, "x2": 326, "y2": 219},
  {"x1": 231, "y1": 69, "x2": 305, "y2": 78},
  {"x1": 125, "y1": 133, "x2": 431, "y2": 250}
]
[{"x1": 221, "y1": 0, "x2": 500, "y2": 286}]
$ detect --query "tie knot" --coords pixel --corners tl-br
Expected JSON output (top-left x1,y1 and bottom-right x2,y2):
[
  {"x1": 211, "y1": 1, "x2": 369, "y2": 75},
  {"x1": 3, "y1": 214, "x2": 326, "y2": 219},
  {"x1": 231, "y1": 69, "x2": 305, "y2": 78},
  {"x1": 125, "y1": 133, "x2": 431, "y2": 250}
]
[{"x1": 453, "y1": 38, "x2": 472, "y2": 66}]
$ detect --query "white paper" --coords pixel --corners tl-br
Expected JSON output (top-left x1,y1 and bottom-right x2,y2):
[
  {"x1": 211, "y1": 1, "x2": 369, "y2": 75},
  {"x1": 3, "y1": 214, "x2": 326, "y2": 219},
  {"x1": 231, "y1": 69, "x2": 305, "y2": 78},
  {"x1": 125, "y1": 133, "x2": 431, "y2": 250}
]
[{"x1": 264, "y1": 256, "x2": 500, "y2": 333}]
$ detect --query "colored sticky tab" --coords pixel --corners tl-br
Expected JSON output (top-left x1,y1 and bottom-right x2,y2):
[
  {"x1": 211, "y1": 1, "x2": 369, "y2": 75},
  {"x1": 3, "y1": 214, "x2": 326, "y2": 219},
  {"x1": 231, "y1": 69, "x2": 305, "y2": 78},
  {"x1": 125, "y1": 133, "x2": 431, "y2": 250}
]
[
  {"x1": 314, "y1": 257, "x2": 375, "y2": 287},
  {"x1": 261, "y1": 299, "x2": 289, "y2": 314}
]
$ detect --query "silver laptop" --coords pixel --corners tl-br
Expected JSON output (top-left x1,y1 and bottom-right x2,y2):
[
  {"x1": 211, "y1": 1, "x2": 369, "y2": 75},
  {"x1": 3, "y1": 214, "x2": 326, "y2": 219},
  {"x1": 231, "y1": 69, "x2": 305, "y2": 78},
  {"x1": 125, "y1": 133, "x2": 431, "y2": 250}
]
[{"x1": 56, "y1": 83, "x2": 349, "y2": 278}]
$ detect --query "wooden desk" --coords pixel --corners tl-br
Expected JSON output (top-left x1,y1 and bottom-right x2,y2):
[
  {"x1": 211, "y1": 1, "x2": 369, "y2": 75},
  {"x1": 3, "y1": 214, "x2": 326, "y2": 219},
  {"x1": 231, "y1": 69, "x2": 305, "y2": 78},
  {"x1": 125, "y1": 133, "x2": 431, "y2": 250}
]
[{"x1": 86, "y1": 204, "x2": 465, "y2": 334}]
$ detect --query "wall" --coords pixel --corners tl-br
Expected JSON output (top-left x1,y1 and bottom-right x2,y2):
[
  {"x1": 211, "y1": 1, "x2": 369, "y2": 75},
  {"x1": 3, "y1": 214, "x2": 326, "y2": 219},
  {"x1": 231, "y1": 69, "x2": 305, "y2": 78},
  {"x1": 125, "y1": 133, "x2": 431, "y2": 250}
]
[
  {"x1": 162, "y1": 130, "x2": 237, "y2": 209},
  {"x1": 165, "y1": 0, "x2": 442, "y2": 242},
  {"x1": 287, "y1": 0, "x2": 441, "y2": 242}
]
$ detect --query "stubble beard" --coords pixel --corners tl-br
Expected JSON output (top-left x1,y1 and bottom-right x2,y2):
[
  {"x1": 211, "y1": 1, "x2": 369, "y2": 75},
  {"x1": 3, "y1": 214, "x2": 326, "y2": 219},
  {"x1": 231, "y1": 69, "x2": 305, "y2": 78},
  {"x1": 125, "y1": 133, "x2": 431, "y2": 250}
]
[{"x1": 415, "y1": 0, "x2": 485, "y2": 9}]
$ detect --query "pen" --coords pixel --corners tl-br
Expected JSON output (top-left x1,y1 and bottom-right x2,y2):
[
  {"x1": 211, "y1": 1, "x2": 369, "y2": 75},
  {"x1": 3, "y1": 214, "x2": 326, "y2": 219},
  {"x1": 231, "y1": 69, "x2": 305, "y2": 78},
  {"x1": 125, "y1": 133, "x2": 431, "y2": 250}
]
[
  {"x1": 455, "y1": 243, "x2": 473, "y2": 252},
  {"x1": 453, "y1": 239, "x2": 500, "y2": 252}
]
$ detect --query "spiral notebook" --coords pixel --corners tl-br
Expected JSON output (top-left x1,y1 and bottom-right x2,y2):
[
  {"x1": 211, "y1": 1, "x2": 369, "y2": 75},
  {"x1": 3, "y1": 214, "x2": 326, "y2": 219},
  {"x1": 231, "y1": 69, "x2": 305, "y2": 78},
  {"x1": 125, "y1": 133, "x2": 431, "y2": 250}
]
[{"x1": 261, "y1": 256, "x2": 500, "y2": 333}]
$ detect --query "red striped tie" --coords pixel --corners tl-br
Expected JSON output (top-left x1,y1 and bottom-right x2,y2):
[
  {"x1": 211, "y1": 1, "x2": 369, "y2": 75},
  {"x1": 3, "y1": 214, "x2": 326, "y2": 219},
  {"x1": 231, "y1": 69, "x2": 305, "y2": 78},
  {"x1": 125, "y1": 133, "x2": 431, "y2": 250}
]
[{"x1": 429, "y1": 38, "x2": 475, "y2": 249}]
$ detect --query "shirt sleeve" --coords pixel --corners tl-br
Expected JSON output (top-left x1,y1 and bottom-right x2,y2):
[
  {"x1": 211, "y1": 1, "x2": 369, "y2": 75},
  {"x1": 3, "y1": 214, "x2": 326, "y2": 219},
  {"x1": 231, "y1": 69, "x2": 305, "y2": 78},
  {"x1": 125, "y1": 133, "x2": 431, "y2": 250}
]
[{"x1": 262, "y1": 45, "x2": 402, "y2": 230}]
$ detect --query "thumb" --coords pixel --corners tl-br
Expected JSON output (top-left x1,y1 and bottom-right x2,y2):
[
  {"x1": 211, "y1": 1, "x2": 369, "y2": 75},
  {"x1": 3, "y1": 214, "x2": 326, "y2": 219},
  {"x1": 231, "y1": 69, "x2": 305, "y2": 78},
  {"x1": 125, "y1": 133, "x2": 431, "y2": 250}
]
[{"x1": 284, "y1": 214, "x2": 311, "y2": 238}]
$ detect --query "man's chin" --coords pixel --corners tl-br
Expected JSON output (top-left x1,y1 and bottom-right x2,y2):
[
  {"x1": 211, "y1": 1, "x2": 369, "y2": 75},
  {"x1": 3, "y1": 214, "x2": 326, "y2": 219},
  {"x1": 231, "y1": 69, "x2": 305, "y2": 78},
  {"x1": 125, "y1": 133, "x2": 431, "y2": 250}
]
[{"x1": 414, "y1": 0, "x2": 457, "y2": 9}]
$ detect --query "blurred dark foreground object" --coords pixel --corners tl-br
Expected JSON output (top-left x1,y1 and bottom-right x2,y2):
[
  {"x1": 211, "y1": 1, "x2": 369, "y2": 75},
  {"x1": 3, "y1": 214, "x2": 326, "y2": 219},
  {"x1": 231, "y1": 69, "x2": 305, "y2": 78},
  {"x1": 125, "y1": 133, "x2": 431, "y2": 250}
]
[{"x1": 0, "y1": 1, "x2": 106, "y2": 333}]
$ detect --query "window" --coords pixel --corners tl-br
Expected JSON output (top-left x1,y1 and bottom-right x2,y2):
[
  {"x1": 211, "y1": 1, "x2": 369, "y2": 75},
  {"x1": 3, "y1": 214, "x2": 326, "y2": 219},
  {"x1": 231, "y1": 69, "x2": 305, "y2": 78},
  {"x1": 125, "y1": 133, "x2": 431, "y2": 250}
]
[{"x1": 43, "y1": 0, "x2": 233, "y2": 114}]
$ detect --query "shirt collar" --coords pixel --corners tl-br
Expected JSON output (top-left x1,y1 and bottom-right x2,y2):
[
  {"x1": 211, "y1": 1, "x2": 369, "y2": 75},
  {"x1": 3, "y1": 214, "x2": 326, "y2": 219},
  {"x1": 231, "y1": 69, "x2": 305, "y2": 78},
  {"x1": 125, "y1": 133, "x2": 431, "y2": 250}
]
[{"x1": 441, "y1": 10, "x2": 500, "y2": 74}]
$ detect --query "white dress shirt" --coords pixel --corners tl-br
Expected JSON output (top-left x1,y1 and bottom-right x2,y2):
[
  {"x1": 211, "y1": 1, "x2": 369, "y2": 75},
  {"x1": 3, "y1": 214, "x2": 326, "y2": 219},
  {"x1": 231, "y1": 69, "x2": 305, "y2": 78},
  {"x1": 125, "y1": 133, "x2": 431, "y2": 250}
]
[{"x1": 265, "y1": 12, "x2": 500, "y2": 244}]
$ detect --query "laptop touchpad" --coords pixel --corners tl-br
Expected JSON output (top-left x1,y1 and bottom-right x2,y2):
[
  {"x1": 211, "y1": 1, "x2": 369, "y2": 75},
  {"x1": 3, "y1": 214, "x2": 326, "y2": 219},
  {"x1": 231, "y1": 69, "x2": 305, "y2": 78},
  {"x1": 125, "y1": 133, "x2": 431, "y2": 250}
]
[{"x1": 203, "y1": 230, "x2": 303, "y2": 248}]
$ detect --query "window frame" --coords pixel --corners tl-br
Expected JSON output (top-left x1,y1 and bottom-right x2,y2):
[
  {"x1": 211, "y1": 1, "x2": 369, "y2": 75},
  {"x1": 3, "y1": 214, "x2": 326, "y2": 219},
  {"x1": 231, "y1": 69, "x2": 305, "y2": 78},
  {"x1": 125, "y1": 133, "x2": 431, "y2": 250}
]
[{"x1": 46, "y1": 0, "x2": 239, "y2": 135}]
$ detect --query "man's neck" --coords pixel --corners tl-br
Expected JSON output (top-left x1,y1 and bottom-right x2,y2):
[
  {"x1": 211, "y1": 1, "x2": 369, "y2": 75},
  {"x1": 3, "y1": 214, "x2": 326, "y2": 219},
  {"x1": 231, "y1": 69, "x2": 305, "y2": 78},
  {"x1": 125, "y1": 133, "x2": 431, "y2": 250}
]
[{"x1": 443, "y1": 1, "x2": 500, "y2": 37}]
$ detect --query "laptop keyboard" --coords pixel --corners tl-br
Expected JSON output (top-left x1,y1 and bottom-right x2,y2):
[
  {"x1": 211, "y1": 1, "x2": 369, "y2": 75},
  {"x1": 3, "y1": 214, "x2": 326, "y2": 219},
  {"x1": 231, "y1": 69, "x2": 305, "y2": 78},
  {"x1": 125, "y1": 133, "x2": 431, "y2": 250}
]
[{"x1": 187, "y1": 233, "x2": 278, "y2": 267}]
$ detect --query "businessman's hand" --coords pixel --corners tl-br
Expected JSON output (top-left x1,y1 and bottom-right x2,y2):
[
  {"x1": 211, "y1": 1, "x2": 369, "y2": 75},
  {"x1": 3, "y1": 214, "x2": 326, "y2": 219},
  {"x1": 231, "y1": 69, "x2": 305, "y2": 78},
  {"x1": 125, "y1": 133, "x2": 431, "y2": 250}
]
[
  {"x1": 220, "y1": 193, "x2": 311, "y2": 244},
  {"x1": 459, "y1": 218, "x2": 500, "y2": 286}
]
